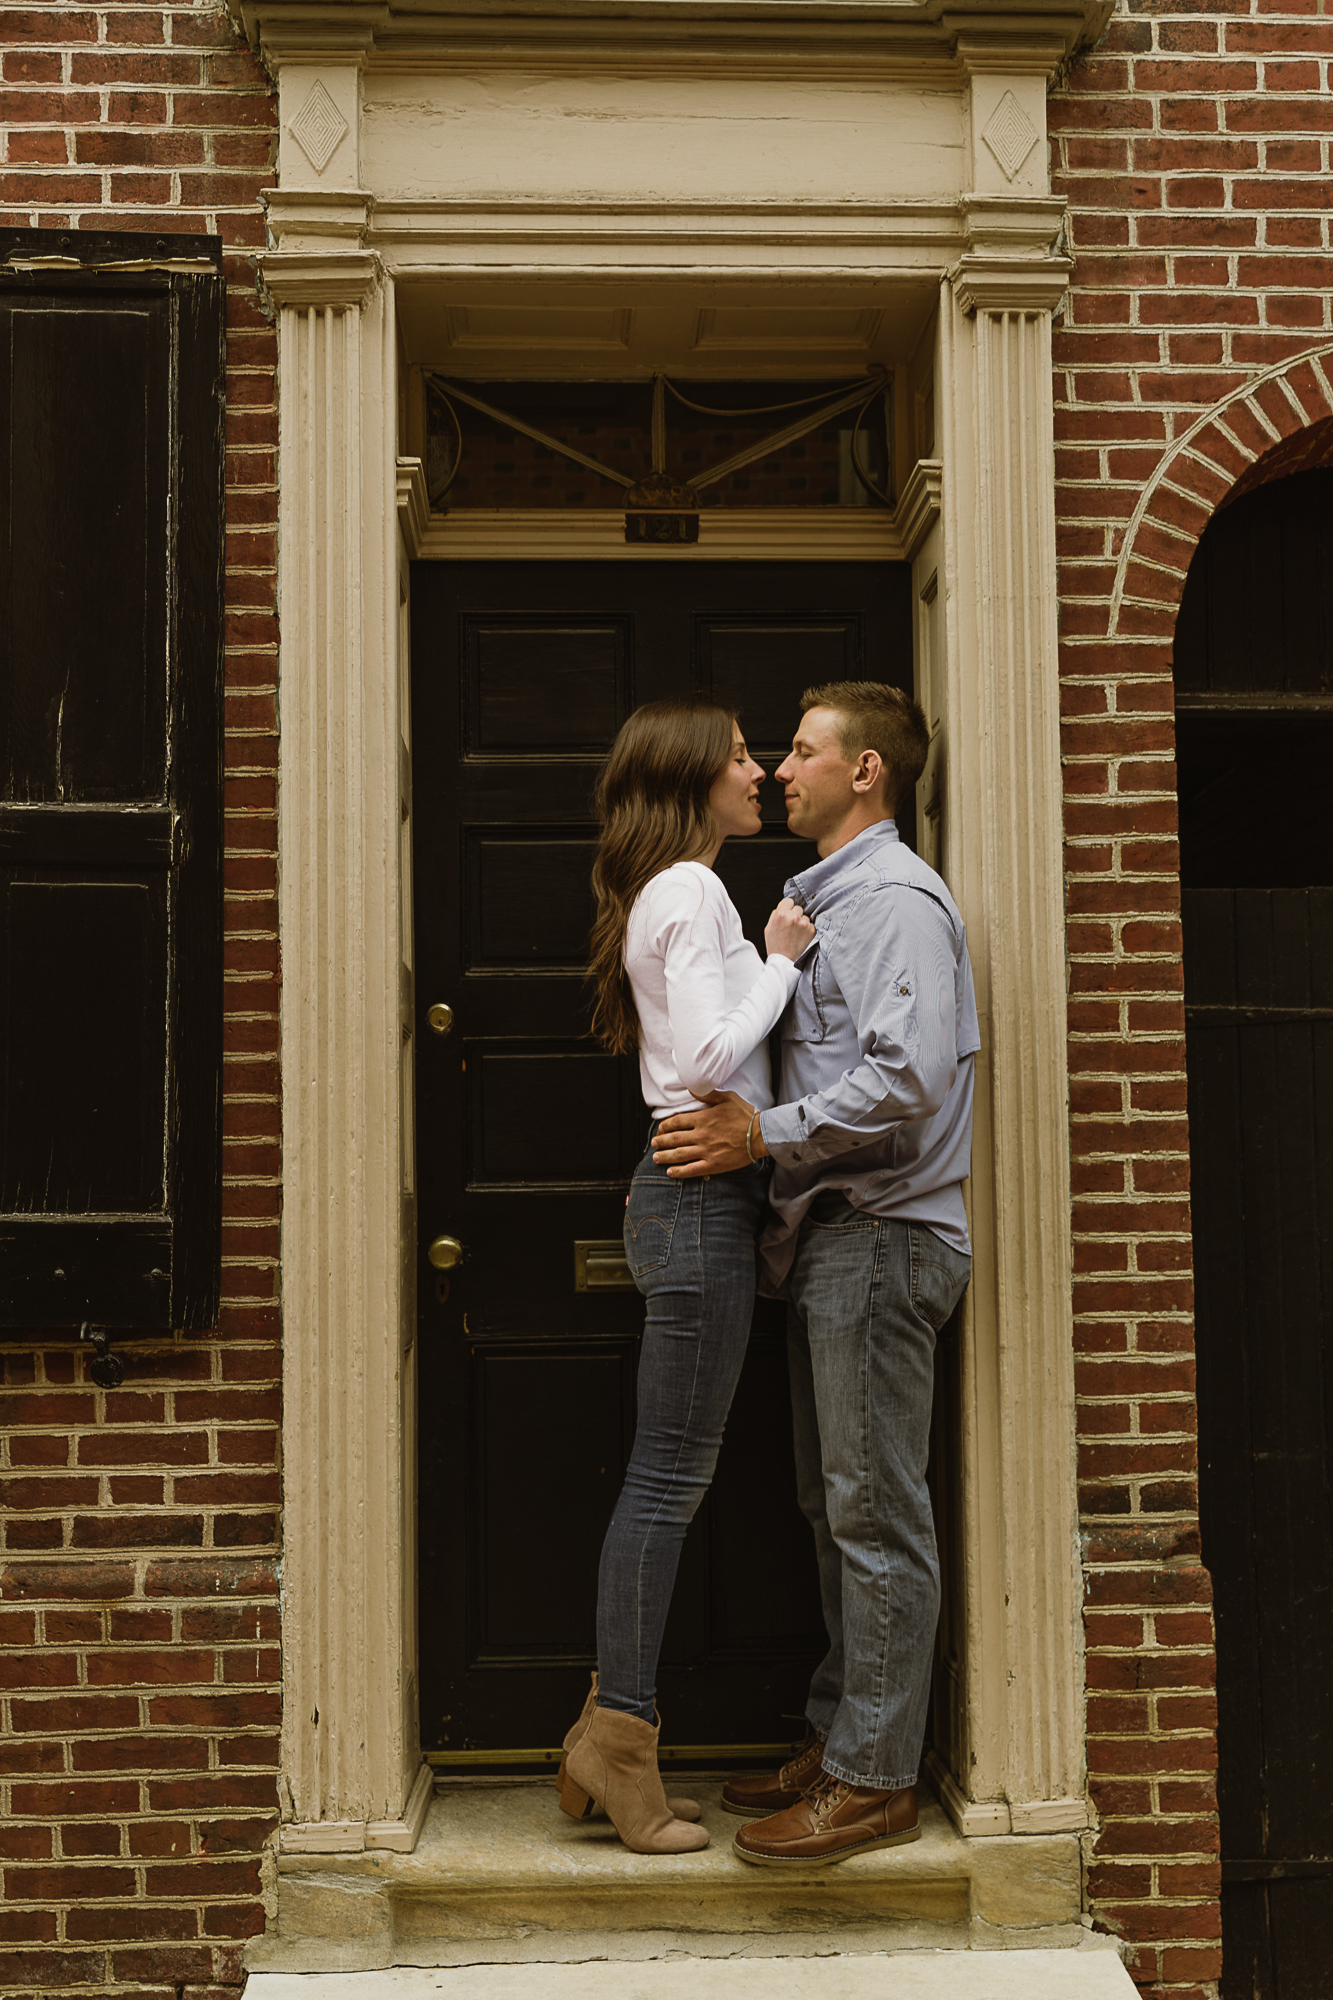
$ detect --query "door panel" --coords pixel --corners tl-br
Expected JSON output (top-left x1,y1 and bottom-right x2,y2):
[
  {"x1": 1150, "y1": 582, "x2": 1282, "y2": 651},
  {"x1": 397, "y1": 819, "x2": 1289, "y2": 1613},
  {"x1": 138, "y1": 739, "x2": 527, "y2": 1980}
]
[
  {"x1": 468, "y1": 1049, "x2": 629, "y2": 1186},
  {"x1": 471, "y1": 1345, "x2": 635, "y2": 1659},
  {"x1": 465, "y1": 618, "x2": 630, "y2": 753},
  {"x1": 700, "y1": 619, "x2": 862, "y2": 739},
  {"x1": 414, "y1": 558, "x2": 913, "y2": 1752},
  {"x1": 466, "y1": 833, "x2": 597, "y2": 968}
]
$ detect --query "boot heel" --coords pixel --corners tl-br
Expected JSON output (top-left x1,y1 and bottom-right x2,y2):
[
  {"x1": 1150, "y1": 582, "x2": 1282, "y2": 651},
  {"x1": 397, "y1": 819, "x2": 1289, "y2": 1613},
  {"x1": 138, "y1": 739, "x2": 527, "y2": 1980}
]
[{"x1": 558, "y1": 1776, "x2": 595, "y2": 1821}]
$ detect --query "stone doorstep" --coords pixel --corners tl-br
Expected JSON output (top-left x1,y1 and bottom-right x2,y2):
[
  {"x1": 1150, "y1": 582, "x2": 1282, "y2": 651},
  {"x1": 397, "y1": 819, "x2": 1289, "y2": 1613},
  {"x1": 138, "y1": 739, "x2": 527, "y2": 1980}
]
[{"x1": 245, "y1": 1779, "x2": 1101, "y2": 1979}]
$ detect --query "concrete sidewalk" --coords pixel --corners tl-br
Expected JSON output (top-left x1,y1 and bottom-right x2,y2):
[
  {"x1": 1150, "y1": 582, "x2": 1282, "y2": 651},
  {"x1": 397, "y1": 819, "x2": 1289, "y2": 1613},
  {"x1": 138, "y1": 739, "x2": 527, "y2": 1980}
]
[{"x1": 247, "y1": 1941, "x2": 1138, "y2": 1999}]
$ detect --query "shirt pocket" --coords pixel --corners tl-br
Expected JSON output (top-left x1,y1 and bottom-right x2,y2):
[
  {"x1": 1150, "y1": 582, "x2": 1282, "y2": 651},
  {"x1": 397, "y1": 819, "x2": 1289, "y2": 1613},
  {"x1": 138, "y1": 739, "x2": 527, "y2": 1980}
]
[
  {"x1": 781, "y1": 946, "x2": 828, "y2": 1046},
  {"x1": 623, "y1": 1177, "x2": 684, "y2": 1281}
]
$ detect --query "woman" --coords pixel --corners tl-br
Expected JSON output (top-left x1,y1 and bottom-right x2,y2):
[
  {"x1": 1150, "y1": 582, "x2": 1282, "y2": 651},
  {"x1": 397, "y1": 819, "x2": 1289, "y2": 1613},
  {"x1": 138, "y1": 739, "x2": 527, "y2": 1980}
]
[{"x1": 558, "y1": 700, "x2": 815, "y2": 1855}]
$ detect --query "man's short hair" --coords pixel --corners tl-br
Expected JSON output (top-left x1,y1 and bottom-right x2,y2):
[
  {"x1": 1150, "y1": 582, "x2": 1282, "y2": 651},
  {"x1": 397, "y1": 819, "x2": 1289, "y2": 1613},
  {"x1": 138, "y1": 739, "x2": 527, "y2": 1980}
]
[{"x1": 800, "y1": 680, "x2": 931, "y2": 815}]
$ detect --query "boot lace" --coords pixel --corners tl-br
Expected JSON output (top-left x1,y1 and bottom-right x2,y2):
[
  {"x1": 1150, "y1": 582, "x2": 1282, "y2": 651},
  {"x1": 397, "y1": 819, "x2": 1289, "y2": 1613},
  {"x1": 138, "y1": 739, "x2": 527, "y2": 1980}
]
[
  {"x1": 801, "y1": 1773, "x2": 850, "y2": 1820},
  {"x1": 778, "y1": 1733, "x2": 821, "y2": 1788}
]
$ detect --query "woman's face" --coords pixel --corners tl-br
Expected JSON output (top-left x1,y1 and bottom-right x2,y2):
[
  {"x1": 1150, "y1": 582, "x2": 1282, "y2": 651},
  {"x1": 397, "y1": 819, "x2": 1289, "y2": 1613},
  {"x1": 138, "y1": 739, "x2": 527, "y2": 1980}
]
[{"x1": 708, "y1": 727, "x2": 766, "y2": 841}]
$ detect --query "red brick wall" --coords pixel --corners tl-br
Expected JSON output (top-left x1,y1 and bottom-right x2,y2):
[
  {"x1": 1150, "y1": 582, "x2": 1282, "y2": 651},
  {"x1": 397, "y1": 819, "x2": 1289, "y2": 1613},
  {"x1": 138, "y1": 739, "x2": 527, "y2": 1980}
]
[
  {"x1": 1052, "y1": 3, "x2": 1333, "y2": 1994},
  {"x1": 0, "y1": 4, "x2": 280, "y2": 1994},
  {"x1": 4, "y1": 0, "x2": 1324, "y2": 1991}
]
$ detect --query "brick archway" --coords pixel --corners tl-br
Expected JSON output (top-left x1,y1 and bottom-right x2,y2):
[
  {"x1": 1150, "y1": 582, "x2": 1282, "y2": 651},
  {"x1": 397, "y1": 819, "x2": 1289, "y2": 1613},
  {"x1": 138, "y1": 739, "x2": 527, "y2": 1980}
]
[{"x1": 1109, "y1": 340, "x2": 1333, "y2": 640}]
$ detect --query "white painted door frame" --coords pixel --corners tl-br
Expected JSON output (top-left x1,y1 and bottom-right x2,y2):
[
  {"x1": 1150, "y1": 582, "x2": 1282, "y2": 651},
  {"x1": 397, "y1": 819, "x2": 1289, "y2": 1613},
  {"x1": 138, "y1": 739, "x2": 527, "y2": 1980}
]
[{"x1": 248, "y1": 0, "x2": 1100, "y2": 1853}]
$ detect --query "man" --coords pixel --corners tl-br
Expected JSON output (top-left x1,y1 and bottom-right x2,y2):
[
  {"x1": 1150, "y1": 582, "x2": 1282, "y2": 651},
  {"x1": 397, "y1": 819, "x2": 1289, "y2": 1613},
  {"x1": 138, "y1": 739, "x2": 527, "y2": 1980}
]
[{"x1": 652, "y1": 681, "x2": 978, "y2": 1867}]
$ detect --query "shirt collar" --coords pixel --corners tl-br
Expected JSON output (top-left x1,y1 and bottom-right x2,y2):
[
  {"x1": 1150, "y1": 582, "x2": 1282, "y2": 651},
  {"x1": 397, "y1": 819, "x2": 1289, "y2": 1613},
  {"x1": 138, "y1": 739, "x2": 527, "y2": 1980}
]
[{"x1": 786, "y1": 818, "x2": 899, "y2": 911}]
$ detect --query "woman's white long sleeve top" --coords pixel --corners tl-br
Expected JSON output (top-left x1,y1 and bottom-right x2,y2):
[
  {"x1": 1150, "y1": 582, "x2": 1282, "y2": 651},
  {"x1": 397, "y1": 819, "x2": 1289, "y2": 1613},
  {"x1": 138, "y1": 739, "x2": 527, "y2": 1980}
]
[{"x1": 624, "y1": 861, "x2": 801, "y2": 1119}]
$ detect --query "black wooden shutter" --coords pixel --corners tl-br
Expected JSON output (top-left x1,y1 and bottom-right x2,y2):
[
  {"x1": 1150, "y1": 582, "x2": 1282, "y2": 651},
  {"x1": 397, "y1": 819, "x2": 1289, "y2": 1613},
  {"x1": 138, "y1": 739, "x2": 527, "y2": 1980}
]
[{"x1": 0, "y1": 231, "x2": 224, "y2": 1329}]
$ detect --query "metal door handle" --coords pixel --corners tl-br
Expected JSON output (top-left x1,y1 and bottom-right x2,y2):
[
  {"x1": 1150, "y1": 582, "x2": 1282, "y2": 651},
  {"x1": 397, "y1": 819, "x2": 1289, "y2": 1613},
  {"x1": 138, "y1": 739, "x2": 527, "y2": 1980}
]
[{"x1": 428, "y1": 1235, "x2": 465, "y2": 1270}]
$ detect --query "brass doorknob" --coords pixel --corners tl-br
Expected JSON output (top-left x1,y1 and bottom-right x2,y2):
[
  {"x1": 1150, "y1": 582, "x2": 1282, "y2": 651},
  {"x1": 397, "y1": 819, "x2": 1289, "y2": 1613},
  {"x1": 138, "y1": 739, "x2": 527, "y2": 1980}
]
[{"x1": 428, "y1": 1235, "x2": 464, "y2": 1270}]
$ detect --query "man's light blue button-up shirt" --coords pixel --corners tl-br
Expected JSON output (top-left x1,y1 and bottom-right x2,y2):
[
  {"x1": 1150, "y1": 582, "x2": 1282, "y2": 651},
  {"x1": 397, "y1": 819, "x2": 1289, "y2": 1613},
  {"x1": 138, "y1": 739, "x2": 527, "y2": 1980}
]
[{"x1": 756, "y1": 819, "x2": 980, "y2": 1295}]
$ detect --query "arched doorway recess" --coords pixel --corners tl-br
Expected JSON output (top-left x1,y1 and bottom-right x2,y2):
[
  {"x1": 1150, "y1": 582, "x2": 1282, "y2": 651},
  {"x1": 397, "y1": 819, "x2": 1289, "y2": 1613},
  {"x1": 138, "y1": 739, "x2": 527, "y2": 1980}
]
[{"x1": 1174, "y1": 461, "x2": 1333, "y2": 2000}]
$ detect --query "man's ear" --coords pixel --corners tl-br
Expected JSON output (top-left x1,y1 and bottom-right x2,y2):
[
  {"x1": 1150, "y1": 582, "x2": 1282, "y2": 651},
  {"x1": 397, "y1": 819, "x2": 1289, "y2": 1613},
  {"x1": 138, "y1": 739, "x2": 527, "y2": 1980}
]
[{"x1": 852, "y1": 748, "x2": 885, "y2": 796}]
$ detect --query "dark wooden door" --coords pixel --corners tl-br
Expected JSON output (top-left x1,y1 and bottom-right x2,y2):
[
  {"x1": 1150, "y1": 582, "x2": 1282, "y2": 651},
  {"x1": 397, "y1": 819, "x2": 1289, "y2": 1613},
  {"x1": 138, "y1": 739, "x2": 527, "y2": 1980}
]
[
  {"x1": 1185, "y1": 890, "x2": 1333, "y2": 1997},
  {"x1": 1176, "y1": 467, "x2": 1333, "y2": 1998},
  {"x1": 412, "y1": 557, "x2": 913, "y2": 1755}
]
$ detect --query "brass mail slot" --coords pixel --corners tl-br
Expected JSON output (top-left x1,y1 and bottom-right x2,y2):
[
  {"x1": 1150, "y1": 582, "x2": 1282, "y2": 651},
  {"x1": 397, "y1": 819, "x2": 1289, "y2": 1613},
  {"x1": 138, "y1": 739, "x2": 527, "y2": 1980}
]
[{"x1": 574, "y1": 1240, "x2": 636, "y2": 1292}]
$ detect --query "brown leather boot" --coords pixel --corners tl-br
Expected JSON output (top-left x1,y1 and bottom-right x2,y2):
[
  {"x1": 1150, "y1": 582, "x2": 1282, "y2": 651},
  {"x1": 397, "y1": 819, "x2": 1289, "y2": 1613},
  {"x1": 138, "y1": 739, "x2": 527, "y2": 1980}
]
[
  {"x1": 561, "y1": 1703, "x2": 709, "y2": 1855},
  {"x1": 720, "y1": 1726, "x2": 824, "y2": 1818},
  {"x1": 557, "y1": 1675, "x2": 701, "y2": 1822},
  {"x1": 732, "y1": 1774, "x2": 919, "y2": 1867}
]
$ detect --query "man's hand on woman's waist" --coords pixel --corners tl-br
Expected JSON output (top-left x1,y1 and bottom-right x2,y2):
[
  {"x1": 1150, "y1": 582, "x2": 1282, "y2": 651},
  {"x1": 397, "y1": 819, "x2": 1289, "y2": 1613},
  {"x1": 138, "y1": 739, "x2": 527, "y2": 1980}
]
[{"x1": 652, "y1": 1091, "x2": 770, "y2": 1178}]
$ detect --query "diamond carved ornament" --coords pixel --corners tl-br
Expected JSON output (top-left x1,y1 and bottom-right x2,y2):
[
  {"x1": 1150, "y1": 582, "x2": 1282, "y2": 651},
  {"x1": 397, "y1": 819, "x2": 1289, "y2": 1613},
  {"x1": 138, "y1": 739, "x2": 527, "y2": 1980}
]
[
  {"x1": 289, "y1": 80, "x2": 348, "y2": 176},
  {"x1": 981, "y1": 90, "x2": 1039, "y2": 183}
]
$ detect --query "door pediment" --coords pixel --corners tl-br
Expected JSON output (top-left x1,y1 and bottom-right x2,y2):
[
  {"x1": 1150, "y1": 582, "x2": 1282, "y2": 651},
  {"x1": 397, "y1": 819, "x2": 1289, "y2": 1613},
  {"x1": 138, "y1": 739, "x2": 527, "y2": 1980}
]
[
  {"x1": 242, "y1": 0, "x2": 1094, "y2": 300},
  {"x1": 229, "y1": 0, "x2": 1111, "y2": 63}
]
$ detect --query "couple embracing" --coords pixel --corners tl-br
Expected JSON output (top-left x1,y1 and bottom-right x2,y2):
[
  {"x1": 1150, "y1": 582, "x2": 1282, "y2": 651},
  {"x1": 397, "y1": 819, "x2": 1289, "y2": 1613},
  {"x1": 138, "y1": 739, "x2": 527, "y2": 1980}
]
[{"x1": 558, "y1": 680, "x2": 979, "y2": 1869}]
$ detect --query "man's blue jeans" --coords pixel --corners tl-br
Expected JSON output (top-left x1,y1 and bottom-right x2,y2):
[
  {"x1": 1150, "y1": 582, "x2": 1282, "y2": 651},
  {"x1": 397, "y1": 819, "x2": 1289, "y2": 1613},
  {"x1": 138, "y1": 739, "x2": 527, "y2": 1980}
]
[
  {"x1": 596, "y1": 1136, "x2": 771, "y2": 1721},
  {"x1": 787, "y1": 1195, "x2": 971, "y2": 1790}
]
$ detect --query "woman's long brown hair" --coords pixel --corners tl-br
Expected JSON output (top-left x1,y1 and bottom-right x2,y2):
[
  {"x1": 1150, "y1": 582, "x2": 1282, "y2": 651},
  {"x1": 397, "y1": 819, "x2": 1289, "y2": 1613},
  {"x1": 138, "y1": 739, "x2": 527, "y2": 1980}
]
[{"x1": 589, "y1": 700, "x2": 737, "y2": 1054}]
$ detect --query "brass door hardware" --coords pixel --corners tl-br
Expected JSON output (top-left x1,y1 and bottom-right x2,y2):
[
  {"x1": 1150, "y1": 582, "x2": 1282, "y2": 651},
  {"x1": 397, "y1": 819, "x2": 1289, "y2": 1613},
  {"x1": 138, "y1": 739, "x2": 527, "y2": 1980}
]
[
  {"x1": 428, "y1": 1235, "x2": 465, "y2": 1270},
  {"x1": 427, "y1": 1002, "x2": 454, "y2": 1036},
  {"x1": 573, "y1": 1240, "x2": 635, "y2": 1291}
]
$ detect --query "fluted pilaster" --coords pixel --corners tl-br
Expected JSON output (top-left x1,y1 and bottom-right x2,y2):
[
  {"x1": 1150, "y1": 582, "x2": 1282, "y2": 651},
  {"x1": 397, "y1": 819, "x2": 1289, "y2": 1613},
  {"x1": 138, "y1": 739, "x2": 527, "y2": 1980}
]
[
  {"x1": 933, "y1": 268, "x2": 1086, "y2": 1832},
  {"x1": 265, "y1": 253, "x2": 427, "y2": 1852}
]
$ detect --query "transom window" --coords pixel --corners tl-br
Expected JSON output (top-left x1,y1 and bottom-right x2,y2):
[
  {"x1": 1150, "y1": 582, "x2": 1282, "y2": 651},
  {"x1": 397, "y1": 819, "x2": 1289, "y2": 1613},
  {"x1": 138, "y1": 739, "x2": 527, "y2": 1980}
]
[{"x1": 425, "y1": 375, "x2": 893, "y2": 513}]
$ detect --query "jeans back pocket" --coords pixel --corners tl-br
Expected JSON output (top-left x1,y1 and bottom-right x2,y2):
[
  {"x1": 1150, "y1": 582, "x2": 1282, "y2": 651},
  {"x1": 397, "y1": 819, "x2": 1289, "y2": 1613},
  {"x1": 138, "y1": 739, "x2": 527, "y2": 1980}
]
[
  {"x1": 623, "y1": 1176, "x2": 684, "y2": 1279},
  {"x1": 909, "y1": 1227, "x2": 971, "y2": 1331}
]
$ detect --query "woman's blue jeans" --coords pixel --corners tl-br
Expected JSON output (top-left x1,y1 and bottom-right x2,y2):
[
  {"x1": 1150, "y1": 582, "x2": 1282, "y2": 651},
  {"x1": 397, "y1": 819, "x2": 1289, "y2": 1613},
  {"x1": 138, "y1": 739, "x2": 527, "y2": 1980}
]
[{"x1": 595, "y1": 1133, "x2": 771, "y2": 1721}]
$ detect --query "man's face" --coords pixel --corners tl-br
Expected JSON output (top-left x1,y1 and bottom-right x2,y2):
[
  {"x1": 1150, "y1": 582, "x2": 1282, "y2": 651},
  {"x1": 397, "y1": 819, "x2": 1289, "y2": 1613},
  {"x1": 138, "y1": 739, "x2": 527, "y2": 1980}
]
[{"x1": 775, "y1": 707, "x2": 863, "y2": 845}]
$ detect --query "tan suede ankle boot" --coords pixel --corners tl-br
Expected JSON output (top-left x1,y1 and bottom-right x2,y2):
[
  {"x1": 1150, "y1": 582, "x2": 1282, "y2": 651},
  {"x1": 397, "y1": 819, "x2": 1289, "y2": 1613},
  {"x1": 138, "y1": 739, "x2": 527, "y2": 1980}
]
[
  {"x1": 557, "y1": 1675, "x2": 700, "y2": 1822},
  {"x1": 560, "y1": 1702, "x2": 709, "y2": 1854}
]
